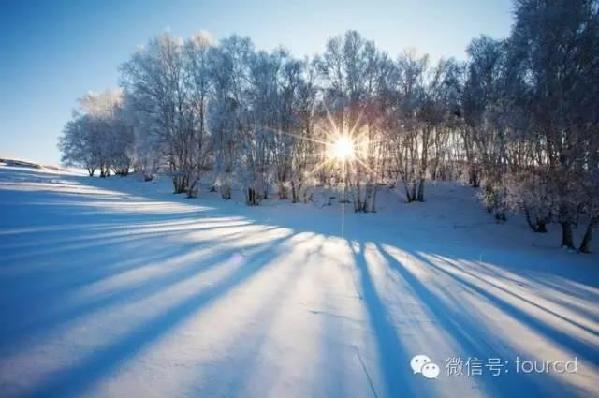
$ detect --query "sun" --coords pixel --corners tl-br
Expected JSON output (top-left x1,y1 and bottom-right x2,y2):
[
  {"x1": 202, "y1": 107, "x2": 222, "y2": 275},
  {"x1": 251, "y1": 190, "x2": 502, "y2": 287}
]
[{"x1": 330, "y1": 136, "x2": 355, "y2": 160}]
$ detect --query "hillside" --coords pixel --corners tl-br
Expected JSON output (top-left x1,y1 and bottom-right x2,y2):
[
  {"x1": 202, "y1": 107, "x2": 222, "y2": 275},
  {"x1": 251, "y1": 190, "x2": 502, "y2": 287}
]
[{"x1": 0, "y1": 165, "x2": 597, "y2": 397}]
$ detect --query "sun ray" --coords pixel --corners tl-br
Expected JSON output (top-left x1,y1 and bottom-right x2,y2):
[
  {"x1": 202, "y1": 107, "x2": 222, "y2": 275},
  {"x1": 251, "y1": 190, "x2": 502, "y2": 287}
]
[
  {"x1": 354, "y1": 156, "x2": 376, "y2": 175},
  {"x1": 261, "y1": 126, "x2": 329, "y2": 146}
]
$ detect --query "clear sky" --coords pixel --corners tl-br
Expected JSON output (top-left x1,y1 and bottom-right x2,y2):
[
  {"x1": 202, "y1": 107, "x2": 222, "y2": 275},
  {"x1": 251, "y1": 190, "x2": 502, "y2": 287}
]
[{"x1": 0, "y1": 0, "x2": 514, "y2": 164}]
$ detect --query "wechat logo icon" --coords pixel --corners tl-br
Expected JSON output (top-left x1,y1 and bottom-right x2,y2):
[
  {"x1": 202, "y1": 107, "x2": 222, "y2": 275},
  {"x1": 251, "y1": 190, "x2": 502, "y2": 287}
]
[{"x1": 411, "y1": 354, "x2": 440, "y2": 379}]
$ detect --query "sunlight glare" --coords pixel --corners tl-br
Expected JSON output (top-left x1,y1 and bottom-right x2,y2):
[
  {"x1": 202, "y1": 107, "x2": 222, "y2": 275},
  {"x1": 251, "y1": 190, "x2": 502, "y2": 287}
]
[{"x1": 330, "y1": 136, "x2": 355, "y2": 160}]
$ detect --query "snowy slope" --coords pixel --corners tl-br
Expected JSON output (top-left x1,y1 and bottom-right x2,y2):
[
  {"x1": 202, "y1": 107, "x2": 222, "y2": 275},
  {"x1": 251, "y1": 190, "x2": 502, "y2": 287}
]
[{"x1": 0, "y1": 166, "x2": 597, "y2": 398}]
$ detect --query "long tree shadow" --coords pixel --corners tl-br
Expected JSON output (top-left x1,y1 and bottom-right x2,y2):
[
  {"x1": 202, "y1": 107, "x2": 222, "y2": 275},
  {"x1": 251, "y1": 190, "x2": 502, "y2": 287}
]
[
  {"x1": 530, "y1": 275, "x2": 599, "y2": 311},
  {"x1": 427, "y1": 253, "x2": 599, "y2": 339},
  {"x1": 0, "y1": 223, "x2": 272, "y2": 300},
  {"x1": 408, "y1": 250, "x2": 599, "y2": 366},
  {"x1": 0, "y1": 227, "x2": 286, "y2": 354},
  {"x1": 439, "y1": 256, "x2": 599, "y2": 325},
  {"x1": 376, "y1": 243, "x2": 586, "y2": 397},
  {"x1": 0, "y1": 183, "x2": 213, "y2": 227},
  {"x1": 25, "y1": 231, "x2": 301, "y2": 398},
  {"x1": 0, "y1": 224, "x2": 275, "y2": 328},
  {"x1": 0, "y1": 217, "x2": 252, "y2": 258},
  {"x1": 210, "y1": 236, "x2": 326, "y2": 397},
  {"x1": 350, "y1": 240, "x2": 418, "y2": 397},
  {"x1": 408, "y1": 242, "x2": 599, "y2": 304}
]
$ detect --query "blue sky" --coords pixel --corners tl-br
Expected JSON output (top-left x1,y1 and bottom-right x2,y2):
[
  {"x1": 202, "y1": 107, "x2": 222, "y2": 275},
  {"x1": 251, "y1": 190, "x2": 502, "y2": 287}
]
[{"x1": 0, "y1": 0, "x2": 514, "y2": 164}]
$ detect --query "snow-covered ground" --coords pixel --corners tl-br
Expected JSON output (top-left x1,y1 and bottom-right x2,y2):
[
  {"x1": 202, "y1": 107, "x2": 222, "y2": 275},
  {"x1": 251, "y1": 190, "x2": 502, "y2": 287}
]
[{"x1": 0, "y1": 166, "x2": 597, "y2": 398}]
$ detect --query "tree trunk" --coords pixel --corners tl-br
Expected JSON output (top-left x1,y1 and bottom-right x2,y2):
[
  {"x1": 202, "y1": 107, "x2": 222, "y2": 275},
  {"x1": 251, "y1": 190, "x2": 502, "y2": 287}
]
[
  {"x1": 221, "y1": 170, "x2": 232, "y2": 199},
  {"x1": 186, "y1": 179, "x2": 199, "y2": 198},
  {"x1": 404, "y1": 181, "x2": 416, "y2": 202},
  {"x1": 368, "y1": 185, "x2": 377, "y2": 213},
  {"x1": 173, "y1": 176, "x2": 187, "y2": 194},
  {"x1": 561, "y1": 221, "x2": 575, "y2": 249},
  {"x1": 578, "y1": 218, "x2": 597, "y2": 254},
  {"x1": 221, "y1": 185, "x2": 231, "y2": 200},
  {"x1": 536, "y1": 220, "x2": 548, "y2": 233},
  {"x1": 524, "y1": 208, "x2": 548, "y2": 233},
  {"x1": 291, "y1": 181, "x2": 298, "y2": 203},
  {"x1": 247, "y1": 187, "x2": 258, "y2": 206},
  {"x1": 416, "y1": 178, "x2": 425, "y2": 202},
  {"x1": 278, "y1": 182, "x2": 288, "y2": 200},
  {"x1": 404, "y1": 184, "x2": 411, "y2": 202},
  {"x1": 494, "y1": 212, "x2": 506, "y2": 222}
]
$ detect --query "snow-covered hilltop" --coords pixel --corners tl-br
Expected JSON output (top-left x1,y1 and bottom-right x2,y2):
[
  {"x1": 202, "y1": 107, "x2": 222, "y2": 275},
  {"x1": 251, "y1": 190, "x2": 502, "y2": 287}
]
[{"x1": 0, "y1": 166, "x2": 597, "y2": 397}]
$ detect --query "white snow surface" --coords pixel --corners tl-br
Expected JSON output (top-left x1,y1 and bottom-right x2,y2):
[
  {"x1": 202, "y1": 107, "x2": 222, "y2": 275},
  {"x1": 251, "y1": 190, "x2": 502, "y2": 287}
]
[{"x1": 0, "y1": 166, "x2": 597, "y2": 398}]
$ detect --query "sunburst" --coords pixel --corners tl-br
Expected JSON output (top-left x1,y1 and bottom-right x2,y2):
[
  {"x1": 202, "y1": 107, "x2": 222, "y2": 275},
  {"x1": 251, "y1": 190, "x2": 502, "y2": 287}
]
[
  {"x1": 261, "y1": 103, "x2": 372, "y2": 183},
  {"x1": 329, "y1": 135, "x2": 355, "y2": 161}
]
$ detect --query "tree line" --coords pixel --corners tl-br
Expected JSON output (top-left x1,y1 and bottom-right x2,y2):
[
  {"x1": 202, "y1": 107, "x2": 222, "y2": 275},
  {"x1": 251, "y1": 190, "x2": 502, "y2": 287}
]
[{"x1": 59, "y1": 0, "x2": 598, "y2": 252}]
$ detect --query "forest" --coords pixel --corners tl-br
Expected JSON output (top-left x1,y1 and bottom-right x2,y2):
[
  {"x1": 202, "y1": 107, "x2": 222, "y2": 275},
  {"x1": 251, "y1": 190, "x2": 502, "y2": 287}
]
[{"x1": 59, "y1": 0, "x2": 599, "y2": 252}]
